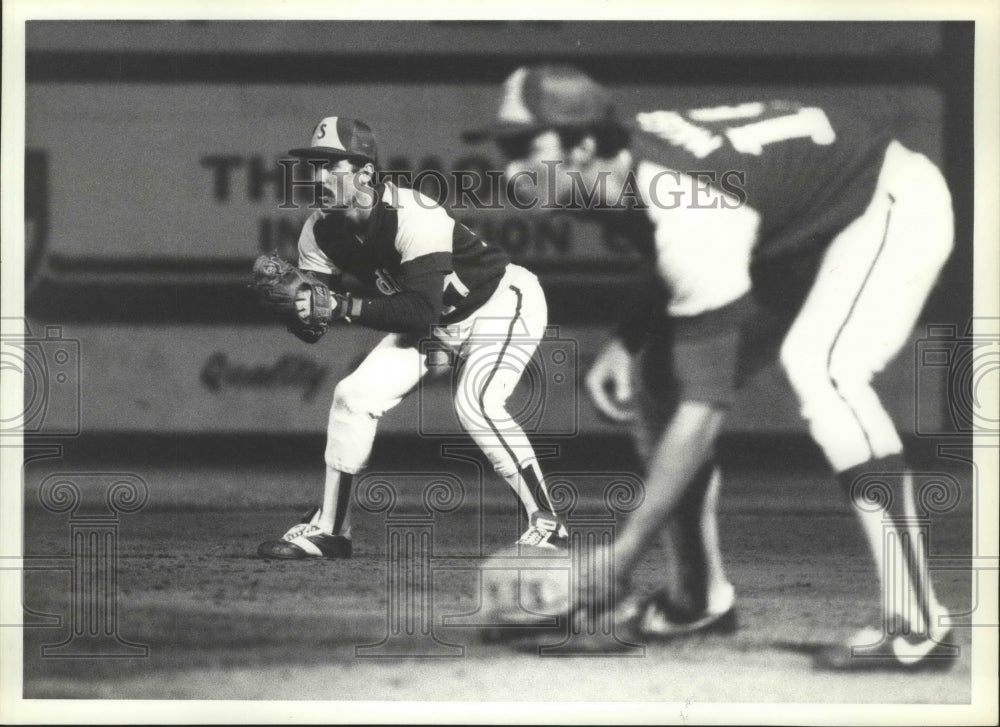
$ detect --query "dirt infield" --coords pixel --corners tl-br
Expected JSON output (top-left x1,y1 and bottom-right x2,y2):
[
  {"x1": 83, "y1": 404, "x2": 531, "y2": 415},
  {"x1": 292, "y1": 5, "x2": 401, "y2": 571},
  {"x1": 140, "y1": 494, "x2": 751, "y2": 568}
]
[{"x1": 20, "y1": 453, "x2": 978, "y2": 709}]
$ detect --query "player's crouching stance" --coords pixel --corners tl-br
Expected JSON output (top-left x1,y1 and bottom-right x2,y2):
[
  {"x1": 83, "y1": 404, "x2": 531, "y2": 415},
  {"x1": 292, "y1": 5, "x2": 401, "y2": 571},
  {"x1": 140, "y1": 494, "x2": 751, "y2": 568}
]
[
  {"x1": 467, "y1": 66, "x2": 957, "y2": 672},
  {"x1": 250, "y1": 117, "x2": 567, "y2": 559}
]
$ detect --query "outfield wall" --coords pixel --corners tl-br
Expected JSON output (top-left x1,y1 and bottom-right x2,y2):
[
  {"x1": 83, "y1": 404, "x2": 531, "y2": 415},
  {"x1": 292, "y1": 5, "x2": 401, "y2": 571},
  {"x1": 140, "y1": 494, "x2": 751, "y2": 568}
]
[
  {"x1": 19, "y1": 21, "x2": 972, "y2": 440},
  {"x1": 15, "y1": 319, "x2": 944, "y2": 439}
]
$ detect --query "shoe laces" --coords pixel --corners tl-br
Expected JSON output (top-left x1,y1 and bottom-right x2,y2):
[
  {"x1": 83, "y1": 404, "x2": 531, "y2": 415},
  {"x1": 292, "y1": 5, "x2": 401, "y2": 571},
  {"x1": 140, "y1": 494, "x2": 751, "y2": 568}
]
[
  {"x1": 517, "y1": 526, "x2": 551, "y2": 547},
  {"x1": 282, "y1": 523, "x2": 321, "y2": 541}
]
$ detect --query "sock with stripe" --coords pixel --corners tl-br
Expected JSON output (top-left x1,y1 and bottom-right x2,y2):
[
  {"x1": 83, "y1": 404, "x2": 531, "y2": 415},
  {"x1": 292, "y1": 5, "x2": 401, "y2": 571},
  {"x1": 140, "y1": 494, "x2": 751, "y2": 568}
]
[
  {"x1": 317, "y1": 467, "x2": 353, "y2": 538},
  {"x1": 836, "y1": 454, "x2": 945, "y2": 636},
  {"x1": 503, "y1": 460, "x2": 557, "y2": 519}
]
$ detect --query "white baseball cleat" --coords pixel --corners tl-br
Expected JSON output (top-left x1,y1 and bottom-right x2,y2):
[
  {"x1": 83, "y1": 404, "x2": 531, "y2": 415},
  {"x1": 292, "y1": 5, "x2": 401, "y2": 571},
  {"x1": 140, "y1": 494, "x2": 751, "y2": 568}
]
[
  {"x1": 813, "y1": 618, "x2": 958, "y2": 672},
  {"x1": 516, "y1": 511, "x2": 569, "y2": 549}
]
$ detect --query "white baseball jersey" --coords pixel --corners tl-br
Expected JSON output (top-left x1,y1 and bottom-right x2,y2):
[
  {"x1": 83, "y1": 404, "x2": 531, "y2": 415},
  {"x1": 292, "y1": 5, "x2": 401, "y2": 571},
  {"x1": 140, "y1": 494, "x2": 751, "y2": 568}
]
[{"x1": 298, "y1": 182, "x2": 510, "y2": 322}]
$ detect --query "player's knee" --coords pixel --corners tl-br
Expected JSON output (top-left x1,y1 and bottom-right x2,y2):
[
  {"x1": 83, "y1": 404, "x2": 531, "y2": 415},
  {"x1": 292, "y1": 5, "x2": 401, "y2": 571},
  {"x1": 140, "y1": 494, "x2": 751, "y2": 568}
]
[
  {"x1": 481, "y1": 388, "x2": 515, "y2": 429},
  {"x1": 779, "y1": 337, "x2": 826, "y2": 397},
  {"x1": 455, "y1": 387, "x2": 511, "y2": 432},
  {"x1": 827, "y1": 357, "x2": 875, "y2": 402},
  {"x1": 332, "y1": 376, "x2": 374, "y2": 417},
  {"x1": 455, "y1": 397, "x2": 508, "y2": 431}
]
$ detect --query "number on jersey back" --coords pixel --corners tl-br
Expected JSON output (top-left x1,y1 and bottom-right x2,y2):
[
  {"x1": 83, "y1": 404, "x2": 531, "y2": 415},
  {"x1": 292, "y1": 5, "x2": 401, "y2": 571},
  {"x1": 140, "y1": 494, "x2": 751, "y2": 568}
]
[{"x1": 630, "y1": 100, "x2": 891, "y2": 259}]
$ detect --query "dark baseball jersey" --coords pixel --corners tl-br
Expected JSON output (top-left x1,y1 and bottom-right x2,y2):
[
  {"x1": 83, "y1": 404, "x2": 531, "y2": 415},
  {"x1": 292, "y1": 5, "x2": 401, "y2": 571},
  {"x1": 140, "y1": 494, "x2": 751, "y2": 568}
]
[
  {"x1": 625, "y1": 101, "x2": 892, "y2": 317},
  {"x1": 629, "y1": 101, "x2": 892, "y2": 259},
  {"x1": 298, "y1": 182, "x2": 510, "y2": 323}
]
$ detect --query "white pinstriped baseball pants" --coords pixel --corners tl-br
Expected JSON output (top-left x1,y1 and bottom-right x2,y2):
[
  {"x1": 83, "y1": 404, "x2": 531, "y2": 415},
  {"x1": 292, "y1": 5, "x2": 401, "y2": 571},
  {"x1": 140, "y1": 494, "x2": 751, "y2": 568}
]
[
  {"x1": 324, "y1": 264, "x2": 548, "y2": 476},
  {"x1": 780, "y1": 140, "x2": 954, "y2": 473}
]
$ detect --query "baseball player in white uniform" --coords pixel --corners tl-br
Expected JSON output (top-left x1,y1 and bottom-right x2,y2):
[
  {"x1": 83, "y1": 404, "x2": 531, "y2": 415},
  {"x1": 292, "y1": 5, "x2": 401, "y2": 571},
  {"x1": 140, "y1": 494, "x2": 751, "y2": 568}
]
[
  {"x1": 466, "y1": 66, "x2": 956, "y2": 671},
  {"x1": 255, "y1": 117, "x2": 568, "y2": 559}
]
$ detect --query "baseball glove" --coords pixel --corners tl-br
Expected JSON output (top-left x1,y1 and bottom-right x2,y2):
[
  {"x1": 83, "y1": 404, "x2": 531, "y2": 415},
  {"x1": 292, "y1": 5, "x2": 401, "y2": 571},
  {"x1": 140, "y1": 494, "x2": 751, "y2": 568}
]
[{"x1": 250, "y1": 253, "x2": 342, "y2": 343}]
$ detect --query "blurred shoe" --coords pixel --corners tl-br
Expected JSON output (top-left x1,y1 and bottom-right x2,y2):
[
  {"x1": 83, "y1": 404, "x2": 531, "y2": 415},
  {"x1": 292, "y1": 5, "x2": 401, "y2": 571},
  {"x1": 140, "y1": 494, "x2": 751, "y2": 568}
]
[
  {"x1": 516, "y1": 511, "x2": 568, "y2": 549},
  {"x1": 813, "y1": 622, "x2": 957, "y2": 672},
  {"x1": 257, "y1": 507, "x2": 352, "y2": 560},
  {"x1": 632, "y1": 584, "x2": 738, "y2": 640}
]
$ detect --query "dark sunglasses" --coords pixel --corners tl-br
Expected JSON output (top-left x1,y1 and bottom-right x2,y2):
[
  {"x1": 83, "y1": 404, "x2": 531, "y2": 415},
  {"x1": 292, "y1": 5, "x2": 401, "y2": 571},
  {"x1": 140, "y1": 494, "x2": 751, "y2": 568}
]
[
  {"x1": 495, "y1": 133, "x2": 537, "y2": 161},
  {"x1": 494, "y1": 128, "x2": 590, "y2": 161}
]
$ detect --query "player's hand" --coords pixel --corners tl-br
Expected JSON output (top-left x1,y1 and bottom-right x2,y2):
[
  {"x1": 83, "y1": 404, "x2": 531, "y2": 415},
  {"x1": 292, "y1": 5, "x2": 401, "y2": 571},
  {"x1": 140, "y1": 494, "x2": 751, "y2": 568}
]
[
  {"x1": 297, "y1": 287, "x2": 352, "y2": 323},
  {"x1": 585, "y1": 338, "x2": 636, "y2": 423},
  {"x1": 294, "y1": 289, "x2": 312, "y2": 322},
  {"x1": 250, "y1": 253, "x2": 345, "y2": 343}
]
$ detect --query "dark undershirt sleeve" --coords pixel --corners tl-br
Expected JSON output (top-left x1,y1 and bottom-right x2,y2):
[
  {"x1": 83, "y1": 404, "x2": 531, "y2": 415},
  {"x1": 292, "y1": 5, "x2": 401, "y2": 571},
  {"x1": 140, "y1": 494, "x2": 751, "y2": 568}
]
[
  {"x1": 309, "y1": 271, "x2": 336, "y2": 288},
  {"x1": 352, "y1": 253, "x2": 452, "y2": 334}
]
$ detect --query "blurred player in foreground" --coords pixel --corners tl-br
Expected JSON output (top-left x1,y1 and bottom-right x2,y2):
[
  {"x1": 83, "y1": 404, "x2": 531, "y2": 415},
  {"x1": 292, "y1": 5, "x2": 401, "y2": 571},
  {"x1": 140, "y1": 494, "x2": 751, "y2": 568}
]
[
  {"x1": 466, "y1": 66, "x2": 956, "y2": 671},
  {"x1": 252, "y1": 117, "x2": 568, "y2": 559}
]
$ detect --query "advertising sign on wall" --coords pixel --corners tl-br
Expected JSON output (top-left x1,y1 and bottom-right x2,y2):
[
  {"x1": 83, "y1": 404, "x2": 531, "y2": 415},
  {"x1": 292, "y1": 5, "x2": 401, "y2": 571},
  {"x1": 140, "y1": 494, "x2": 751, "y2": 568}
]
[
  {"x1": 14, "y1": 319, "x2": 933, "y2": 437},
  {"x1": 26, "y1": 83, "x2": 942, "y2": 270}
]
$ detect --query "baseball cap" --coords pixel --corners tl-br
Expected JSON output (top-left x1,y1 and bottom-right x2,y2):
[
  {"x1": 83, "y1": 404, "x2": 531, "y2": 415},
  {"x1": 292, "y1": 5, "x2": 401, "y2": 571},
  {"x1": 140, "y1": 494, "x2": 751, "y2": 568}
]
[
  {"x1": 289, "y1": 117, "x2": 378, "y2": 164},
  {"x1": 463, "y1": 65, "x2": 615, "y2": 142}
]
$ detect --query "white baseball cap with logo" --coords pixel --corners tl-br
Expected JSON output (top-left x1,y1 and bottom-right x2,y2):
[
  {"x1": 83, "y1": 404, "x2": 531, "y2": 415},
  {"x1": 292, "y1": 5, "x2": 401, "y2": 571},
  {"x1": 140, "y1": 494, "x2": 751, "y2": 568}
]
[{"x1": 289, "y1": 117, "x2": 378, "y2": 164}]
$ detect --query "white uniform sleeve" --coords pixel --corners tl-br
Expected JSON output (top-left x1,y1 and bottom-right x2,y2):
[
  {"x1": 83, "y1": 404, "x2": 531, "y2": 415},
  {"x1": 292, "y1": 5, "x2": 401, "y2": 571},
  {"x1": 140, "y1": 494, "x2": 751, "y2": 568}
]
[
  {"x1": 390, "y1": 186, "x2": 455, "y2": 263},
  {"x1": 636, "y1": 159, "x2": 760, "y2": 316},
  {"x1": 296, "y1": 211, "x2": 341, "y2": 275}
]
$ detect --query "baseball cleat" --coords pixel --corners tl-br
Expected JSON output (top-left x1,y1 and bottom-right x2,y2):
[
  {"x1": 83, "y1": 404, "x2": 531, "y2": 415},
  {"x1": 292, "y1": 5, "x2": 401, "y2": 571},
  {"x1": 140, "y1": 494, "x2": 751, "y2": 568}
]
[
  {"x1": 257, "y1": 507, "x2": 353, "y2": 560},
  {"x1": 516, "y1": 512, "x2": 569, "y2": 549},
  {"x1": 629, "y1": 586, "x2": 738, "y2": 640},
  {"x1": 812, "y1": 623, "x2": 958, "y2": 672}
]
